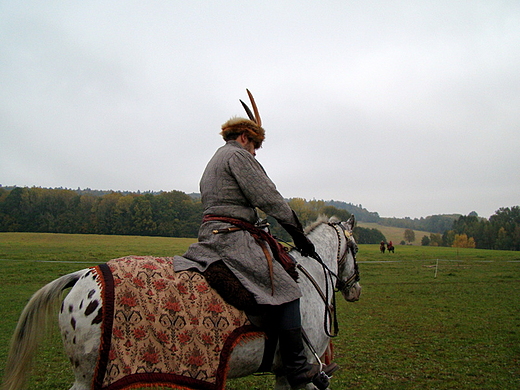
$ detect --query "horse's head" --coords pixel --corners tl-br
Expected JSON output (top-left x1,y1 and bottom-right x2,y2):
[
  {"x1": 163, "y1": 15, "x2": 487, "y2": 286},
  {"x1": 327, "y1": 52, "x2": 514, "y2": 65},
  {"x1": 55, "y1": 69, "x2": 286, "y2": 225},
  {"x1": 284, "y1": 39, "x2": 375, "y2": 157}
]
[{"x1": 330, "y1": 216, "x2": 361, "y2": 302}]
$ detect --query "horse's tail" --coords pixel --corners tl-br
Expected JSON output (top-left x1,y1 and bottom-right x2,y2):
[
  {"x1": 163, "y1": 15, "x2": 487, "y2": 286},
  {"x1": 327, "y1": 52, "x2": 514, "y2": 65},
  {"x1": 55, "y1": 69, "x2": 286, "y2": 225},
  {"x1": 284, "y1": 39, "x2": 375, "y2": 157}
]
[{"x1": 2, "y1": 270, "x2": 85, "y2": 390}]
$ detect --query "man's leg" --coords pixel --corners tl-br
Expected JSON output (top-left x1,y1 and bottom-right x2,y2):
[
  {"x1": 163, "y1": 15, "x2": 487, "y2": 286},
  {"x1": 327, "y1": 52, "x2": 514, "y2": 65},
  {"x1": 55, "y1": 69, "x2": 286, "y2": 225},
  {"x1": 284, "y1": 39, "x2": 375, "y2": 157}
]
[{"x1": 277, "y1": 299, "x2": 336, "y2": 390}]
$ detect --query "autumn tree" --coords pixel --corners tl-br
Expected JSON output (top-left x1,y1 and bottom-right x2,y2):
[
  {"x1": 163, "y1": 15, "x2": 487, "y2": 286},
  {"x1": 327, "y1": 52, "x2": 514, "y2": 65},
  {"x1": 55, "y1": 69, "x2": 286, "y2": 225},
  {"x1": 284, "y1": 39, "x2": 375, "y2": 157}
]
[{"x1": 452, "y1": 234, "x2": 476, "y2": 248}]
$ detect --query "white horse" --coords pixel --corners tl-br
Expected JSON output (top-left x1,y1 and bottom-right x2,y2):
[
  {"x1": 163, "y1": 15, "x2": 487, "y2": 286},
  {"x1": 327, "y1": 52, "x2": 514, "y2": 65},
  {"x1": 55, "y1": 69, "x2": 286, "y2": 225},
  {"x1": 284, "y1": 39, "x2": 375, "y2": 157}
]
[{"x1": 2, "y1": 216, "x2": 361, "y2": 390}]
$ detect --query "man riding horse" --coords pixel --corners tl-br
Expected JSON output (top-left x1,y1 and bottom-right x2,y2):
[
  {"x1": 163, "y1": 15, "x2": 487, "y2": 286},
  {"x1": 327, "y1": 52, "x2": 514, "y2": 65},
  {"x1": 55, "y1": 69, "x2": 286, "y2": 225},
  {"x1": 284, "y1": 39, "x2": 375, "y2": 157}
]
[{"x1": 174, "y1": 90, "x2": 337, "y2": 389}]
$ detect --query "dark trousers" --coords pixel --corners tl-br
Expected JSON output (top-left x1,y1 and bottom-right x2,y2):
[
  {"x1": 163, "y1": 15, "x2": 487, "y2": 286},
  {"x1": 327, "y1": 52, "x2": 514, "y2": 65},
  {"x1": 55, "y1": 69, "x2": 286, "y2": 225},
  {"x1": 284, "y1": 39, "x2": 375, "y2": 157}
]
[
  {"x1": 257, "y1": 298, "x2": 302, "y2": 372},
  {"x1": 257, "y1": 298, "x2": 301, "y2": 331}
]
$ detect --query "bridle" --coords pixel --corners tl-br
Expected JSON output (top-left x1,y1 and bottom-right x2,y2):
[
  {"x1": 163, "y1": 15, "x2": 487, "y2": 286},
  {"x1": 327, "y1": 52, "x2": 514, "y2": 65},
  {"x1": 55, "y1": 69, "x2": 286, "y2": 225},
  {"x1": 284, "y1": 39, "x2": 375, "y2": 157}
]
[
  {"x1": 296, "y1": 221, "x2": 360, "y2": 338},
  {"x1": 331, "y1": 222, "x2": 360, "y2": 294}
]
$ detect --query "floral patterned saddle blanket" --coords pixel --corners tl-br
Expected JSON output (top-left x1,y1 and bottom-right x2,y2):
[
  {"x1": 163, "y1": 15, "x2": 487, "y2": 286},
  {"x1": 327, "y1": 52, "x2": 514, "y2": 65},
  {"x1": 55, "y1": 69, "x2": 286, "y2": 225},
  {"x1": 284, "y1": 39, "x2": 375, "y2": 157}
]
[{"x1": 92, "y1": 256, "x2": 263, "y2": 390}]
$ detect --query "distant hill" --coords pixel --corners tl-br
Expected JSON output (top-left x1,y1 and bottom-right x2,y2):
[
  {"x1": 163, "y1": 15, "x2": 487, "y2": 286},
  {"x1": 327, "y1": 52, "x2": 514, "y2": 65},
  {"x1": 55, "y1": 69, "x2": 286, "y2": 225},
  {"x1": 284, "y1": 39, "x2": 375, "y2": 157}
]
[
  {"x1": 323, "y1": 199, "x2": 460, "y2": 233},
  {"x1": 323, "y1": 200, "x2": 381, "y2": 222},
  {"x1": 378, "y1": 214, "x2": 459, "y2": 233},
  {"x1": 357, "y1": 222, "x2": 433, "y2": 245}
]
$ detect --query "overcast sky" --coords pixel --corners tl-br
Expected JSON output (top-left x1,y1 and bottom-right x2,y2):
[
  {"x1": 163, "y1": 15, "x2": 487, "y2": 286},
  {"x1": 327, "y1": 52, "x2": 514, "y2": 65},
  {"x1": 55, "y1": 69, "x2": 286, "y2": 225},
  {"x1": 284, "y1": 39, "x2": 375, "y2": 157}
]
[{"x1": 1, "y1": 1, "x2": 519, "y2": 219}]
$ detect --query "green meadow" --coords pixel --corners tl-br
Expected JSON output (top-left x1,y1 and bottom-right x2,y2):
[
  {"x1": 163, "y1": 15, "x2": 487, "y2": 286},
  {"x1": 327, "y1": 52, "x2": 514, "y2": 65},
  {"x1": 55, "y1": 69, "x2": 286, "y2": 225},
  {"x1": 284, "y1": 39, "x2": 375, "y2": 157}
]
[{"x1": 0, "y1": 233, "x2": 519, "y2": 389}]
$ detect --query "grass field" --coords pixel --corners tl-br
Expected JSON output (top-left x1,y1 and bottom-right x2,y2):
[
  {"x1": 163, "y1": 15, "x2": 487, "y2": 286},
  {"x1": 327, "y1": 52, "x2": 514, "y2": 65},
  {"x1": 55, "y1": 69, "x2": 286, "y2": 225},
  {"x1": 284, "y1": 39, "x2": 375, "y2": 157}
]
[{"x1": 0, "y1": 233, "x2": 519, "y2": 389}]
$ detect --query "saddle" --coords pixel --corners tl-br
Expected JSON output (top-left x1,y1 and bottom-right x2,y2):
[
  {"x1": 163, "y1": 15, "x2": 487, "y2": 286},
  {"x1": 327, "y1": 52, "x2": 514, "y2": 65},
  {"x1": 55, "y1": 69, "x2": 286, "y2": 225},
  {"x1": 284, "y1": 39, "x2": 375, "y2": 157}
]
[{"x1": 203, "y1": 261, "x2": 258, "y2": 312}]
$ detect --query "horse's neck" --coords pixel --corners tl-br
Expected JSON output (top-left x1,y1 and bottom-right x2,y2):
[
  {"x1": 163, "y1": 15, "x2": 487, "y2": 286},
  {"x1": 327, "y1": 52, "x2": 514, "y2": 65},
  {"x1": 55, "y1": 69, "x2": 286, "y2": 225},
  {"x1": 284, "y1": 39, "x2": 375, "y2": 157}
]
[
  {"x1": 294, "y1": 225, "x2": 339, "y2": 287},
  {"x1": 294, "y1": 224, "x2": 338, "y2": 357},
  {"x1": 307, "y1": 224, "x2": 338, "y2": 274}
]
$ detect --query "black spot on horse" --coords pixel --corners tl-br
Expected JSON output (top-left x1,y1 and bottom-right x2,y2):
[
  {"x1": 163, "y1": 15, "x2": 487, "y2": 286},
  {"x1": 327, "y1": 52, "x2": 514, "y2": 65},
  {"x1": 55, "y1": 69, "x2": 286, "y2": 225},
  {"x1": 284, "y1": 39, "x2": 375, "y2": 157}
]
[
  {"x1": 70, "y1": 317, "x2": 76, "y2": 330},
  {"x1": 92, "y1": 308, "x2": 103, "y2": 325},
  {"x1": 87, "y1": 289, "x2": 96, "y2": 299},
  {"x1": 68, "y1": 304, "x2": 74, "y2": 313},
  {"x1": 85, "y1": 300, "x2": 99, "y2": 316}
]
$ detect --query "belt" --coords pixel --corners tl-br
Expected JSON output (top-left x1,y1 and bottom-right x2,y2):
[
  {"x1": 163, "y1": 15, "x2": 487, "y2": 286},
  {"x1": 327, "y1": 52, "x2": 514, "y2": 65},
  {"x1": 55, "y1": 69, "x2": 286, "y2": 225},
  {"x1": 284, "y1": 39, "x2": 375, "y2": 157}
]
[{"x1": 203, "y1": 215, "x2": 299, "y2": 294}]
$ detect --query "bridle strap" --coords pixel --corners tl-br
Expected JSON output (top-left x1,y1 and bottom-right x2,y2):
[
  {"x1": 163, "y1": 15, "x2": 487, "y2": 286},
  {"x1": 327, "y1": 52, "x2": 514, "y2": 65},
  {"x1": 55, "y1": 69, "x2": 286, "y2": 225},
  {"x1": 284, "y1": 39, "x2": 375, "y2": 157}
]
[
  {"x1": 277, "y1": 221, "x2": 358, "y2": 338},
  {"x1": 330, "y1": 222, "x2": 360, "y2": 291},
  {"x1": 297, "y1": 222, "x2": 350, "y2": 338},
  {"x1": 296, "y1": 263, "x2": 328, "y2": 305},
  {"x1": 297, "y1": 257, "x2": 339, "y2": 338}
]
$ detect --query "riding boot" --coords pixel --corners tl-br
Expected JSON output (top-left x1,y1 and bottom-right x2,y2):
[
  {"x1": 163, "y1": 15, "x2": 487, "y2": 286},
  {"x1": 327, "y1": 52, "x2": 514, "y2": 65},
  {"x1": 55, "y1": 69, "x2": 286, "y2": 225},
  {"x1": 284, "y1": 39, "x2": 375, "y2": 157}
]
[{"x1": 278, "y1": 327, "x2": 337, "y2": 390}]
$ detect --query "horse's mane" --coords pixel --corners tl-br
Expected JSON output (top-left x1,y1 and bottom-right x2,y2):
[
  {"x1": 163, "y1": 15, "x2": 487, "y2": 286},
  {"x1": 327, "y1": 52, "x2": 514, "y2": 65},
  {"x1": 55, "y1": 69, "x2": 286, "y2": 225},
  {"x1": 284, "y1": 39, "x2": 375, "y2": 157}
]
[{"x1": 304, "y1": 215, "x2": 340, "y2": 234}]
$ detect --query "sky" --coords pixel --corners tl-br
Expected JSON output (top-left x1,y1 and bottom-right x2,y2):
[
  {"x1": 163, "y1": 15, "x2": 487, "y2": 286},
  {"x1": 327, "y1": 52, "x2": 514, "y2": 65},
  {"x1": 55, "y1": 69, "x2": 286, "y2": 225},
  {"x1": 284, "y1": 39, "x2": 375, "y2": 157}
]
[{"x1": 1, "y1": 1, "x2": 519, "y2": 219}]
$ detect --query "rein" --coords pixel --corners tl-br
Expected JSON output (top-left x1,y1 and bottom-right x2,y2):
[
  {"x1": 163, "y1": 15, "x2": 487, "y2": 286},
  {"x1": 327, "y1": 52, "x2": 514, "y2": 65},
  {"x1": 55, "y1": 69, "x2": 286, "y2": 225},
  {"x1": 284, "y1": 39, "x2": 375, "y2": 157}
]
[
  {"x1": 290, "y1": 222, "x2": 359, "y2": 338},
  {"x1": 296, "y1": 259, "x2": 339, "y2": 338}
]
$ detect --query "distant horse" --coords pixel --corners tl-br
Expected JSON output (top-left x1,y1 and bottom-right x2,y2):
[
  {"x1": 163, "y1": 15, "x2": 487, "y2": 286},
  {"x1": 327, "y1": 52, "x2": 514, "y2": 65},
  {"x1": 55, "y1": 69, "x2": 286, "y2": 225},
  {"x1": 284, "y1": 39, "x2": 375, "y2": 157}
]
[
  {"x1": 3, "y1": 216, "x2": 361, "y2": 390},
  {"x1": 387, "y1": 243, "x2": 395, "y2": 253},
  {"x1": 380, "y1": 242, "x2": 386, "y2": 254}
]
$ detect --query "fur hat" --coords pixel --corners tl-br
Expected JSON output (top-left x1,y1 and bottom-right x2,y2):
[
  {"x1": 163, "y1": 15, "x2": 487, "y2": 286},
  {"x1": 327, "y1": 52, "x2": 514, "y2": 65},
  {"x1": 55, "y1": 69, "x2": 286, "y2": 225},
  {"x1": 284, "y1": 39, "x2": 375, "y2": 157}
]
[
  {"x1": 220, "y1": 117, "x2": 265, "y2": 149},
  {"x1": 220, "y1": 89, "x2": 265, "y2": 149}
]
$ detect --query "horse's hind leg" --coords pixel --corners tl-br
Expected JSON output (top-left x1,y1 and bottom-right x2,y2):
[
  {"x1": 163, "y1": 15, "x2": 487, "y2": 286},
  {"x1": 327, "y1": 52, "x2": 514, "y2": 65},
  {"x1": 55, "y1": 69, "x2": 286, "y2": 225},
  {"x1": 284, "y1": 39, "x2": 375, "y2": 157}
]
[
  {"x1": 59, "y1": 269, "x2": 102, "y2": 390},
  {"x1": 68, "y1": 383, "x2": 92, "y2": 390}
]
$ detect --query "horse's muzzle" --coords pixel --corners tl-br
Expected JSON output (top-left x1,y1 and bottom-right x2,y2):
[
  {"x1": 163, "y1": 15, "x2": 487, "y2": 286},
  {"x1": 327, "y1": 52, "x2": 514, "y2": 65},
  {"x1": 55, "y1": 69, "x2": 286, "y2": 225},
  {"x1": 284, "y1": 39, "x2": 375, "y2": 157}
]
[{"x1": 344, "y1": 282, "x2": 362, "y2": 302}]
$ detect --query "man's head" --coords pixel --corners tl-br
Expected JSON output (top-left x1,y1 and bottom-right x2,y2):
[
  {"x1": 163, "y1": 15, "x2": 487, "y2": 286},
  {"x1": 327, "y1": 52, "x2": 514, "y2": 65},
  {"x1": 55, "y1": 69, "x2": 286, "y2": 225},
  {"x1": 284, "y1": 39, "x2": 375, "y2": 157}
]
[
  {"x1": 220, "y1": 89, "x2": 265, "y2": 150},
  {"x1": 220, "y1": 117, "x2": 265, "y2": 149}
]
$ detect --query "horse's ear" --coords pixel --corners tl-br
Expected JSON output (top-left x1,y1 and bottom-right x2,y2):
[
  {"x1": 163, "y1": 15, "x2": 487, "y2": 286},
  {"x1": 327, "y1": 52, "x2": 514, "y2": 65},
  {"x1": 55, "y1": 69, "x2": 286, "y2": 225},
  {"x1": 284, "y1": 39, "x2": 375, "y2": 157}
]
[
  {"x1": 344, "y1": 215, "x2": 355, "y2": 231},
  {"x1": 328, "y1": 215, "x2": 340, "y2": 224}
]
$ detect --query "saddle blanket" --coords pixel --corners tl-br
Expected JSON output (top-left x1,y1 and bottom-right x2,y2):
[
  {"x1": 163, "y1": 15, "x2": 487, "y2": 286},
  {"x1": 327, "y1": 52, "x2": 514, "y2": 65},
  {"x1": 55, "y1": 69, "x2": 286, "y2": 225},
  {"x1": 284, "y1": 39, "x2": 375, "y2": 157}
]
[{"x1": 92, "y1": 256, "x2": 264, "y2": 390}]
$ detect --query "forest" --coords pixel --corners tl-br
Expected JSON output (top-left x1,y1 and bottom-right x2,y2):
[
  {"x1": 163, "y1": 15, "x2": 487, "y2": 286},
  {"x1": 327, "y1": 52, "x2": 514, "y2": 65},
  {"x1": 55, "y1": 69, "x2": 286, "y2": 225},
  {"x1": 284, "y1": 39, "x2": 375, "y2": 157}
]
[
  {"x1": 442, "y1": 208, "x2": 520, "y2": 250},
  {"x1": 0, "y1": 187, "x2": 202, "y2": 238},
  {"x1": 0, "y1": 187, "x2": 357, "y2": 242},
  {"x1": 0, "y1": 186, "x2": 518, "y2": 250}
]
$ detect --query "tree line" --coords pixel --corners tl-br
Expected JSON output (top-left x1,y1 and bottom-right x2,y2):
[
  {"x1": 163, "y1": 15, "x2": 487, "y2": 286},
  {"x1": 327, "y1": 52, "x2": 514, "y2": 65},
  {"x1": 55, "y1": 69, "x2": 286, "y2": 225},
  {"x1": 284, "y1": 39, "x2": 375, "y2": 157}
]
[
  {"x1": 0, "y1": 187, "x2": 385, "y2": 243},
  {"x1": 440, "y1": 207, "x2": 520, "y2": 250},
  {"x1": 414, "y1": 208, "x2": 519, "y2": 250},
  {"x1": 0, "y1": 187, "x2": 203, "y2": 238},
  {"x1": 3, "y1": 187, "x2": 516, "y2": 250}
]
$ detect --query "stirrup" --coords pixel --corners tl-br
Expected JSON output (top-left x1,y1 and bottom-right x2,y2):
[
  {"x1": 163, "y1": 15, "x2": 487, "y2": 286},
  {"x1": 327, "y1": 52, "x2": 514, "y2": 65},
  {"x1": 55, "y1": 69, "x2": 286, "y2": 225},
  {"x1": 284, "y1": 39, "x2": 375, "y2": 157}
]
[
  {"x1": 310, "y1": 363, "x2": 338, "y2": 390},
  {"x1": 322, "y1": 362, "x2": 339, "y2": 377},
  {"x1": 311, "y1": 370, "x2": 330, "y2": 390}
]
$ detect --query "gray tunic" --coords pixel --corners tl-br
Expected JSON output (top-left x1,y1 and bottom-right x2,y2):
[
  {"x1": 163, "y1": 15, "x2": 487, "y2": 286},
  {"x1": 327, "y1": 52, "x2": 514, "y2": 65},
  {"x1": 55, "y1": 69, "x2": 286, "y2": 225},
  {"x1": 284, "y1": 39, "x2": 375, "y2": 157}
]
[{"x1": 174, "y1": 140, "x2": 302, "y2": 305}]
